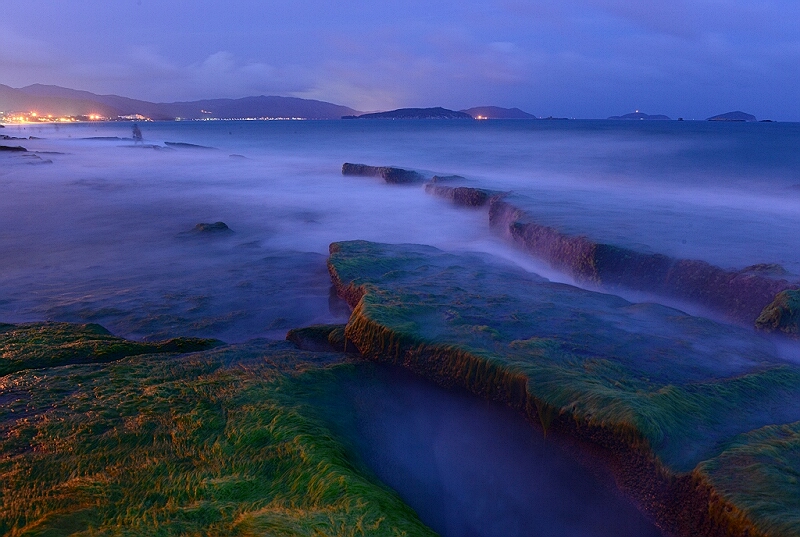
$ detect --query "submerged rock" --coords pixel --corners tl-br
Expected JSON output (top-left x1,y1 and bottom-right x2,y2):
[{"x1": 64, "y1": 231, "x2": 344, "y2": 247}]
[
  {"x1": 193, "y1": 221, "x2": 232, "y2": 233},
  {"x1": 327, "y1": 240, "x2": 800, "y2": 537},
  {"x1": 341, "y1": 162, "x2": 425, "y2": 184},
  {"x1": 164, "y1": 141, "x2": 217, "y2": 150}
]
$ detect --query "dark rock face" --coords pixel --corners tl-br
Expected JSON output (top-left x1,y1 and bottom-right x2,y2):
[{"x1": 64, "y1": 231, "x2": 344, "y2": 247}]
[
  {"x1": 487, "y1": 197, "x2": 798, "y2": 326},
  {"x1": 193, "y1": 221, "x2": 232, "y2": 233},
  {"x1": 756, "y1": 289, "x2": 800, "y2": 337},
  {"x1": 341, "y1": 163, "x2": 425, "y2": 184},
  {"x1": 0, "y1": 145, "x2": 27, "y2": 152}
]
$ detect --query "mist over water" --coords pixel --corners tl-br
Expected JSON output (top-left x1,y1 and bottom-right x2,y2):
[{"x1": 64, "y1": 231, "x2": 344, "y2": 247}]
[
  {"x1": 319, "y1": 364, "x2": 664, "y2": 537},
  {"x1": 1, "y1": 119, "x2": 797, "y2": 533}
]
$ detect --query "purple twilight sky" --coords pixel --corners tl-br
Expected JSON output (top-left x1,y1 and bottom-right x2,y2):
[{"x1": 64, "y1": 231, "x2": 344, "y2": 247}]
[{"x1": 2, "y1": 0, "x2": 799, "y2": 120}]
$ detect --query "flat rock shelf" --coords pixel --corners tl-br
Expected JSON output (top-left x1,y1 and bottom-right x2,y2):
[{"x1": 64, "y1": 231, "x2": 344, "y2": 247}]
[{"x1": 327, "y1": 240, "x2": 800, "y2": 537}]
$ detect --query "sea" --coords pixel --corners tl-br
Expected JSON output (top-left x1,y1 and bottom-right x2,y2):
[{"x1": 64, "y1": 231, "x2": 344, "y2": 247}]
[{"x1": 2, "y1": 118, "x2": 799, "y2": 536}]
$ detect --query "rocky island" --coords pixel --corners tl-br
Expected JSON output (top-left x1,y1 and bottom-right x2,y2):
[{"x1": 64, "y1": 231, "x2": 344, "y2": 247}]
[
  {"x1": 707, "y1": 111, "x2": 757, "y2": 122},
  {"x1": 343, "y1": 107, "x2": 473, "y2": 120},
  {"x1": 608, "y1": 111, "x2": 671, "y2": 120}
]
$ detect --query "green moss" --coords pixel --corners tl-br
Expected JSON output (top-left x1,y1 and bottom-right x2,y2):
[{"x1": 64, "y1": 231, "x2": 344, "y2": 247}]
[
  {"x1": 328, "y1": 240, "x2": 800, "y2": 535},
  {"x1": 756, "y1": 289, "x2": 800, "y2": 337},
  {"x1": 0, "y1": 327, "x2": 436, "y2": 537},
  {"x1": 698, "y1": 422, "x2": 800, "y2": 537},
  {"x1": 0, "y1": 322, "x2": 222, "y2": 376}
]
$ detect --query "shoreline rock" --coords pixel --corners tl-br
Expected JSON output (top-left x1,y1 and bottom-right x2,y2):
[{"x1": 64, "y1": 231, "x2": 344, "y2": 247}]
[
  {"x1": 327, "y1": 240, "x2": 800, "y2": 537},
  {"x1": 418, "y1": 178, "x2": 799, "y2": 328}
]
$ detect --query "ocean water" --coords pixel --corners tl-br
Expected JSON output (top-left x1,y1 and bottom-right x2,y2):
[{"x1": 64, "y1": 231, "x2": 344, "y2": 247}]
[
  {"x1": 2, "y1": 118, "x2": 798, "y2": 535},
  {"x1": 3, "y1": 119, "x2": 798, "y2": 342}
]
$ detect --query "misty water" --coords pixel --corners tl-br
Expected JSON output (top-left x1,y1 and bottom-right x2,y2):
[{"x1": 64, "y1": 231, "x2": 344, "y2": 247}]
[
  {"x1": 316, "y1": 364, "x2": 663, "y2": 537},
  {"x1": 2, "y1": 119, "x2": 798, "y2": 534}
]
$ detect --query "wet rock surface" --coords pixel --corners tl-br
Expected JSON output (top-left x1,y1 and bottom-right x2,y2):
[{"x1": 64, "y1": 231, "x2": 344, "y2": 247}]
[
  {"x1": 0, "y1": 322, "x2": 436, "y2": 536},
  {"x1": 327, "y1": 239, "x2": 800, "y2": 537},
  {"x1": 422, "y1": 179, "x2": 799, "y2": 327},
  {"x1": 341, "y1": 162, "x2": 425, "y2": 184}
]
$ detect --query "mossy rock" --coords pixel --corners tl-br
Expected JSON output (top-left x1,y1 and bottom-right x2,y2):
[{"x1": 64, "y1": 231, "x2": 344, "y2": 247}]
[
  {"x1": 756, "y1": 289, "x2": 800, "y2": 337},
  {"x1": 327, "y1": 240, "x2": 800, "y2": 537},
  {"x1": 0, "y1": 336, "x2": 436, "y2": 536},
  {"x1": 0, "y1": 321, "x2": 222, "y2": 376}
]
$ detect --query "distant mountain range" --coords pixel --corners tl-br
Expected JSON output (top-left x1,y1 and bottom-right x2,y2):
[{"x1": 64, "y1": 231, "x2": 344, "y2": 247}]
[{"x1": 0, "y1": 84, "x2": 360, "y2": 120}]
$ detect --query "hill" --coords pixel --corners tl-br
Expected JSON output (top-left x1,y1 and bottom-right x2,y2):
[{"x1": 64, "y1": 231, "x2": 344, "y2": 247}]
[
  {"x1": 461, "y1": 106, "x2": 536, "y2": 119},
  {"x1": 1, "y1": 84, "x2": 360, "y2": 120},
  {"x1": 707, "y1": 111, "x2": 757, "y2": 122},
  {"x1": 608, "y1": 111, "x2": 671, "y2": 120},
  {"x1": 350, "y1": 107, "x2": 473, "y2": 120}
]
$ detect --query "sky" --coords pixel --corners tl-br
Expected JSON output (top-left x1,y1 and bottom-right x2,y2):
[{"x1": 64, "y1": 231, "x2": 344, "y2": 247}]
[{"x1": 2, "y1": 0, "x2": 799, "y2": 120}]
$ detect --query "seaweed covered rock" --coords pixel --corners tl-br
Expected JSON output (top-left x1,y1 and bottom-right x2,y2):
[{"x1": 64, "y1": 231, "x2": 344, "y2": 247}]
[
  {"x1": 286, "y1": 323, "x2": 354, "y2": 353},
  {"x1": 0, "y1": 333, "x2": 436, "y2": 536},
  {"x1": 756, "y1": 289, "x2": 800, "y2": 337},
  {"x1": 0, "y1": 321, "x2": 221, "y2": 376},
  {"x1": 327, "y1": 240, "x2": 800, "y2": 537},
  {"x1": 485, "y1": 196, "x2": 797, "y2": 326},
  {"x1": 341, "y1": 163, "x2": 425, "y2": 184}
]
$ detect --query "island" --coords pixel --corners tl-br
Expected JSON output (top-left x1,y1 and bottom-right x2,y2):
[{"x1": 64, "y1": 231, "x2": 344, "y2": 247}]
[
  {"x1": 461, "y1": 106, "x2": 536, "y2": 119},
  {"x1": 707, "y1": 111, "x2": 757, "y2": 122},
  {"x1": 608, "y1": 111, "x2": 671, "y2": 120},
  {"x1": 343, "y1": 107, "x2": 473, "y2": 120}
]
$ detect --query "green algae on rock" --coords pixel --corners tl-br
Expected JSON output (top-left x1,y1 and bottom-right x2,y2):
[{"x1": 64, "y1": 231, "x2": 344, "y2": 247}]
[
  {"x1": 0, "y1": 321, "x2": 222, "y2": 376},
  {"x1": 0, "y1": 324, "x2": 437, "y2": 537},
  {"x1": 327, "y1": 240, "x2": 800, "y2": 537},
  {"x1": 756, "y1": 289, "x2": 800, "y2": 337},
  {"x1": 422, "y1": 181, "x2": 799, "y2": 327}
]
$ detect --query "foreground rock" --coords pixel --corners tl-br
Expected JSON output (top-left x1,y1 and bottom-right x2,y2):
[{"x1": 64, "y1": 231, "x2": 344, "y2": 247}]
[
  {"x1": 0, "y1": 322, "x2": 435, "y2": 536},
  {"x1": 0, "y1": 321, "x2": 221, "y2": 376},
  {"x1": 328, "y1": 240, "x2": 800, "y2": 537},
  {"x1": 341, "y1": 162, "x2": 425, "y2": 184},
  {"x1": 0, "y1": 145, "x2": 27, "y2": 152}
]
